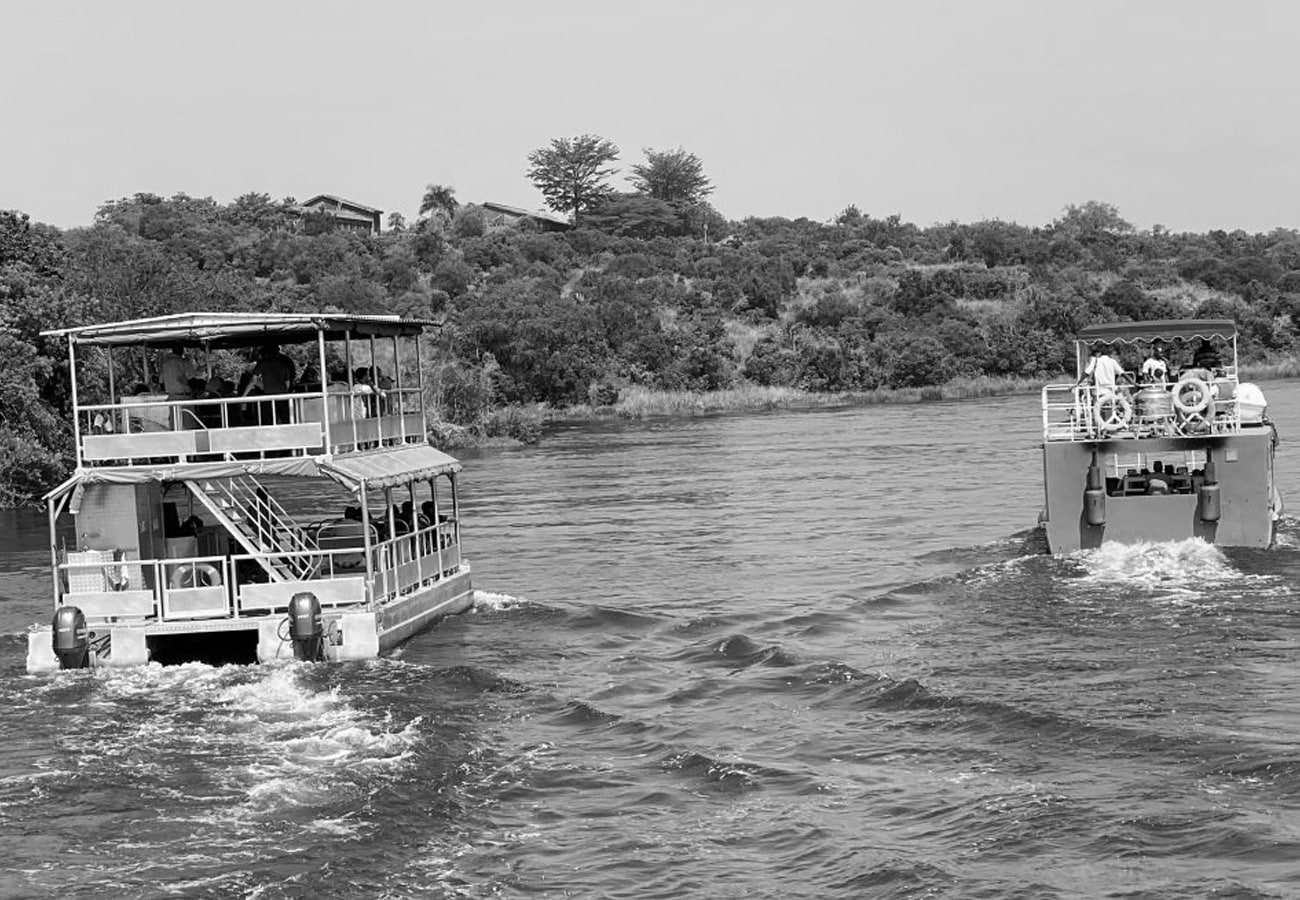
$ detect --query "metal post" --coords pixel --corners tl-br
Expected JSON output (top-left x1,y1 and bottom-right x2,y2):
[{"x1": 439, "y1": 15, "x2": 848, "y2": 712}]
[
  {"x1": 48, "y1": 495, "x2": 60, "y2": 609},
  {"x1": 393, "y1": 334, "x2": 404, "y2": 442},
  {"x1": 318, "y1": 329, "x2": 331, "y2": 455},
  {"x1": 68, "y1": 337, "x2": 83, "y2": 467},
  {"x1": 415, "y1": 333, "x2": 428, "y2": 444},
  {"x1": 359, "y1": 481, "x2": 374, "y2": 603}
]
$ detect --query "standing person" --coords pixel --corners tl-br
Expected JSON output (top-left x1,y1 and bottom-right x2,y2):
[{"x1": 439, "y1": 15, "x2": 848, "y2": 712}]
[
  {"x1": 1081, "y1": 343, "x2": 1125, "y2": 394},
  {"x1": 249, "y1": 343, "x2": 296, "y2": 395},
  {"x1": 1140, "y1": 339, "x2": 1170, "y2": 384},
  {"x1": 159, "y1": 343, "x2": 194, "y2": 398},
  {"x1": 243, "y1": 344, "x2": 296, "y2": 425}
]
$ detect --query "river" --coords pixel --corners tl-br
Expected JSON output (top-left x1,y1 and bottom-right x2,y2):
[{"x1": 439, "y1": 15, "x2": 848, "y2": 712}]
[{"x1": 2, "y1": 386, "x2": 1300, "y2": 898}]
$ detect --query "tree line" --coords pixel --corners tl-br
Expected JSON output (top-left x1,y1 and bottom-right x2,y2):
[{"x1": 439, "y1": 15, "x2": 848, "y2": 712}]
[{"x1": 3, "y1": 134, "x2": 1300, "y2": 504}]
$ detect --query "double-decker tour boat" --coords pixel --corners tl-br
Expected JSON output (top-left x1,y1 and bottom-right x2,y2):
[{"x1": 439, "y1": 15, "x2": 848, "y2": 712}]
[
  {"x1": 27, "y1": 312, "x2": 473, "y2": 672},
  {"x1": 1039, "y1": 318, "x2": 1281, "y2": 553}
]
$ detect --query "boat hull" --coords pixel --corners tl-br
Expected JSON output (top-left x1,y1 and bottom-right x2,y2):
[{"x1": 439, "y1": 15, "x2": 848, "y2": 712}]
[
  {"x1": 1041, "y1": 431, "x2": 1276, "y2": 554},
  {"x1": 26, "y1": 569, "x2": 473, "y2": 672}
]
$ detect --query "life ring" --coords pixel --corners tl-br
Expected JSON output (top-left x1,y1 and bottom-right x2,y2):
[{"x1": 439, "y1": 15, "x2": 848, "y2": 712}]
[
  {"x1": 1095, "y1": 393, "x2": 1132, "y2": 432},
  {"x1": 1173, "y1": 377, "x2": 1211, "y2": 415},
  {"x1": 170, "y1": 563, "x2": 222, "y2": 589},
  {"x1": 1179, "y1": 411, "x2": 1211, "y2": 435}
]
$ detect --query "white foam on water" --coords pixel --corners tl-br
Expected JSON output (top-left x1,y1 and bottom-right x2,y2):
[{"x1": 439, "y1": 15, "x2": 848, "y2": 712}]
[
  {"x1": 1070, "y1": 538, "x2": 1255, "y2": 594},
  {"x1": 471, "y1": 589, "x2": 527, "y2": 612}
]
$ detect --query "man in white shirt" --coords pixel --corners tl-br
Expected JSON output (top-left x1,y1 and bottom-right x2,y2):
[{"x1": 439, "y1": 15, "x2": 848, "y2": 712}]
[{"x1": 1082, "y1": 343, "x2": 1124, "y2": 393}]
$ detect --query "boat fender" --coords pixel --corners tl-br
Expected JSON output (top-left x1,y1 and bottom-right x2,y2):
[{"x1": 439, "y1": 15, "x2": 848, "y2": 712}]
[
  {"x1": 1084, "y1": 456, "x2": 1106, "y2": 527},
  {"x1": 1094, "y1": 394, "x2": 1132, "y2": 433},
  {"x1": 1173, "y1": 377, "x2": 1211, "y2": 415},
  {"x1": 52, "y1": 606, "x2": 90, "y2": 670},
  {"x1": 1199, "y1": 459, "x2": 1221, "y2": 522},
  {"x1": 170, "y1": 563, "x2": 222, "y2": 589},
  {"x1": 287, "y1": 591, "x2": 324, "y2": 662}
]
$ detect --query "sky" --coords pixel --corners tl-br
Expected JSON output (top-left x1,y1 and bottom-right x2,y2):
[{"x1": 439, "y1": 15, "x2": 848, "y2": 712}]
[{"x1": 3, "y1": 0, "x2": 1298, "y2": 233}]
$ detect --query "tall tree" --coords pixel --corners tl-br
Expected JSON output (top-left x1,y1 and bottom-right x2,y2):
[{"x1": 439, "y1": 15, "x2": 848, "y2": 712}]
[
  {"x1": 526, "y1": 134, "x2": 620, "y2": 222},
  {"x1": 629, "y1": 147, "x2": 713, "y2": 205},
  {"x1": 418, "y1": 184, "x2": 460, "y2": 221}
]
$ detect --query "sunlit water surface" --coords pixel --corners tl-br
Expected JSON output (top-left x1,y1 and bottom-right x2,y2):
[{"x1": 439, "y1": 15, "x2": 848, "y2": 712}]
[{"x1": 3, "y1": 386, "x2": 1300, "y2": 898}]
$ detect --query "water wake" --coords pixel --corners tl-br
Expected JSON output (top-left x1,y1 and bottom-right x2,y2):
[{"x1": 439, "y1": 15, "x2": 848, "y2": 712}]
[{"x1": 1069, "y1": 538, "x2": 1251, "y2": 593}]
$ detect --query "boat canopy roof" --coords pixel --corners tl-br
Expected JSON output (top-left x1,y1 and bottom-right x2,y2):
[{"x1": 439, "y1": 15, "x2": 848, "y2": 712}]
[
  {"x1": 42, "y1": 312, "x2": 439, "y2": 349},
  {"x1": 1078, "y1": 319, "x2": 1236, "y2": 345},
  {"x1": 318, "y1": 445, "x2": 462, "y2": 491},
  {"x1": 44, "y1": 445, "x2": 461, "y2": 502}
]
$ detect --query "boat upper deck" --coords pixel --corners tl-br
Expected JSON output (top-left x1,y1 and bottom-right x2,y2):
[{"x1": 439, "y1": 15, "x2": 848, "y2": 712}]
[
  {"x1": 1040, "y1": 319, "x2": 1267, "y2": 442},
  {"x1": 45, "y1": 312, "x2": 438, "y2": 468}
]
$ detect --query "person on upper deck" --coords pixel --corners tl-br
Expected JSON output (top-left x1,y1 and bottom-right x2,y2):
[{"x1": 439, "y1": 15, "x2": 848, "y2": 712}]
[
  {"x1": 159, "y1": 343, "x2": 194, "y2": 398},
  {"x1": 1140, "y1": 339, "x2": 1170, "y2": 384},
  {"x1": 1192, "y1": 338, "x2": 1222, "y2": 371},
  {"x1": 1081, "y1": 343, "x2": 1125, "y2": 393},
  {"x1": 247, "y1": 343, "x2": 296, "y2": 396}
]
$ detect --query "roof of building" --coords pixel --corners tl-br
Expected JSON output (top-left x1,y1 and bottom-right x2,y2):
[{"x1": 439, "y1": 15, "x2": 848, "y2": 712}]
[
  {"x1": 43, "y1": 311, "x2": 438, "y2": 348},
  {"x1": 300, "y1": 194, "x2": 383, "y2": 216},
  {"x1": 481, "y1": 201, "x2": 570, "y2": 227},
  {"x1": 1078, "y1": 319, "x2": 1237, "y2": 344}
]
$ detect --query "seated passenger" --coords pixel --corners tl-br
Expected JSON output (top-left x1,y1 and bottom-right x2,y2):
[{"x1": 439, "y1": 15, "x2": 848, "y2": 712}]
[{"x1": 1192, "y1": 338, "x2": 1222, "y2": 372}]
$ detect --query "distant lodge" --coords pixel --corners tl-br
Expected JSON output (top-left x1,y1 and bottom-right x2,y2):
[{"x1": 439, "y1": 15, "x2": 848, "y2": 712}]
[{"x1": 295, "y1": 195, "x2": 571, "y2": 236}]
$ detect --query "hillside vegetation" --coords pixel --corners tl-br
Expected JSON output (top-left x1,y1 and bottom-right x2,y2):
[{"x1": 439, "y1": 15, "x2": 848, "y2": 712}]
[{"x1": 3, "y1": 193, "x2": 1300, "y2": 505}]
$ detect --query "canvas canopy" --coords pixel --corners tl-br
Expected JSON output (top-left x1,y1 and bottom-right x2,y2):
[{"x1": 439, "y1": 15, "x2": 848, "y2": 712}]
[
  {"x1": 318, "y1": 445, "x2": 461, "y2": 491},
  {"x1": 42, "y1": 444, "x2": 460, "y2": 503},
  {"x1": 1078, "y1": 319, "x2": 1236, "y2": 345},
  {"x1": 42, "y1": 312, "x2": 438, "y2": 349}
]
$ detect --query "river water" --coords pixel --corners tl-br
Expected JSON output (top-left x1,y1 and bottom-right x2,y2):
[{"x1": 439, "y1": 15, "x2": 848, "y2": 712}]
[{"x1": 3, "y1": 387, "x2": 1300, "y2": 898}]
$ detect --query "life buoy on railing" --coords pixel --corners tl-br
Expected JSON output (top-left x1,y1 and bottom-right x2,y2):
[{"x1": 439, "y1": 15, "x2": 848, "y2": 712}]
[
  {"x1": 1095, "y1": 393, "x2": 1132, "y2": 432},
  {"x1": 170, "y1": 563, "x2": 222, "y2": 589},
  {"x1": 1179, "y1": 410, "x2": 1210, "y2": 434},
  {"x1": 1173, "y1": 377, "x2": 1211, "y2": 415}
]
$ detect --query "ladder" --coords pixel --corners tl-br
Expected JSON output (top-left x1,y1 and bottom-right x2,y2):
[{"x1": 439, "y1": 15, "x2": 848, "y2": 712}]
[{"x1": 185, "y1": 475, "x2": 317, "y2": 581}]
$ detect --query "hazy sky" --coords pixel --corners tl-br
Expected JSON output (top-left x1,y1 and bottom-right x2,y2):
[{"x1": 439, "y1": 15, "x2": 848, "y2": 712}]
[{"x1": 4, "y1": 0, "x2": 1298, "y2": 232}]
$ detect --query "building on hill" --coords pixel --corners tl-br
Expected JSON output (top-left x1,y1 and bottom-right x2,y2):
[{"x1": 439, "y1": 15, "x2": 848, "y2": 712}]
[
  {"x1": 481, "y1": 201, "x2": 571, "y2": 233},
  {"x1": 298, "y1": 195, "x2": 383, "y2": 235}
]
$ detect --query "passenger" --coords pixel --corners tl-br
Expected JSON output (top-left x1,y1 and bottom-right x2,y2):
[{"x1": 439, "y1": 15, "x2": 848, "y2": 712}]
[
  {"x1": 159, "y1": 343, "x2": 194, "y2": 398},
  {"x1": 243, "y1": 344, "x2": 296, "y2": 425},
  {"x1": 1081, "y1": 343, "x2": 1125, "y2": 395},
  {"x1": 1140, "y1": 340, "x2": 1170, "y2": 385},
  {"x1": 251, "y1": 343, "x2": 296, "y2": 396},
  {"x1": 296, "y1": 364, "x2": 321, "y2": 393},
  {"x1": 1192, "y1": 338, "x2": 1222, "y2": 372}
]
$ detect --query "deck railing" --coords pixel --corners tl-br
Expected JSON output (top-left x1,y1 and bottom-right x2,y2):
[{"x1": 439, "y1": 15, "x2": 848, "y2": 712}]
[
  {"x1": 76, "y1": 385, "x2": 426, "y2": 466},
  {"x1": 56, "y1": 524, "x2": 463, "y2": 624},
  {"x1": 1042, "y1": 377, "x2": 1243, "y2": 442}
]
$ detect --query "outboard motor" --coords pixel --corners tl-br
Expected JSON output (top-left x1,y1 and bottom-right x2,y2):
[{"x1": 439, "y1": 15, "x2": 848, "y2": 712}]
[
  {"x1": 1084, "y1": 453, "x2": 1106, "y2": 527},
  {"x1": 287, "y1": 591, "x2": 324, "y2": 662},
  {"x1": 52, "y1": 606, "x2": 90, "y2": 670},
  {"x1": 1199, "y1": 455, "x2": 1221, "y2": 523}
]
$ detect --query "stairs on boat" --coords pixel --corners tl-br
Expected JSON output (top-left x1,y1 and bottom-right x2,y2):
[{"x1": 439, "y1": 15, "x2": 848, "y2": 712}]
[{"x1": 185, "y1": 475, "x2": 316, "y2": 581}]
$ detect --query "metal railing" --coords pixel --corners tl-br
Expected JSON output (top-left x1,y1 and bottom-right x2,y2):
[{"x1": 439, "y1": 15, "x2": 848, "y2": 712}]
[
  {"x1": 76, "y1": 384, "x2": 427, "y2": 466},
  {"x1": 56, "y1": 525, "x2": 464, "y2": 624},
  {"x1": 1042, "y1": 378, "x2": 1243, "y2": 442}
]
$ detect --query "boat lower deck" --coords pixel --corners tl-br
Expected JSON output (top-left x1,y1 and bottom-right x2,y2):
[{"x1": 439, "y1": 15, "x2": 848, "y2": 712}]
[
  {"x1": 1041, "y1": 430, "x2": 1278, "y2": 553},
  {"x1": 27, "y1": 569, "x2": 473, "y2": 671}
]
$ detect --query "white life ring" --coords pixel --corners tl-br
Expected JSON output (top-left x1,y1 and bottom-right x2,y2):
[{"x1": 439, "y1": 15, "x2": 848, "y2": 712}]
[
  {"x1": 1179, "y1": 411, "x2": 1210, "y2": 435},
  {"x1": 170, "y1": 563, "x2": 222, "y2": 589},
  {"x1": 1095, "y1": 393, "x2": 1132, "y2": 432},
  {"x1": 1173, "y1": 377, "x2": 1211, "y2": 415}
]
